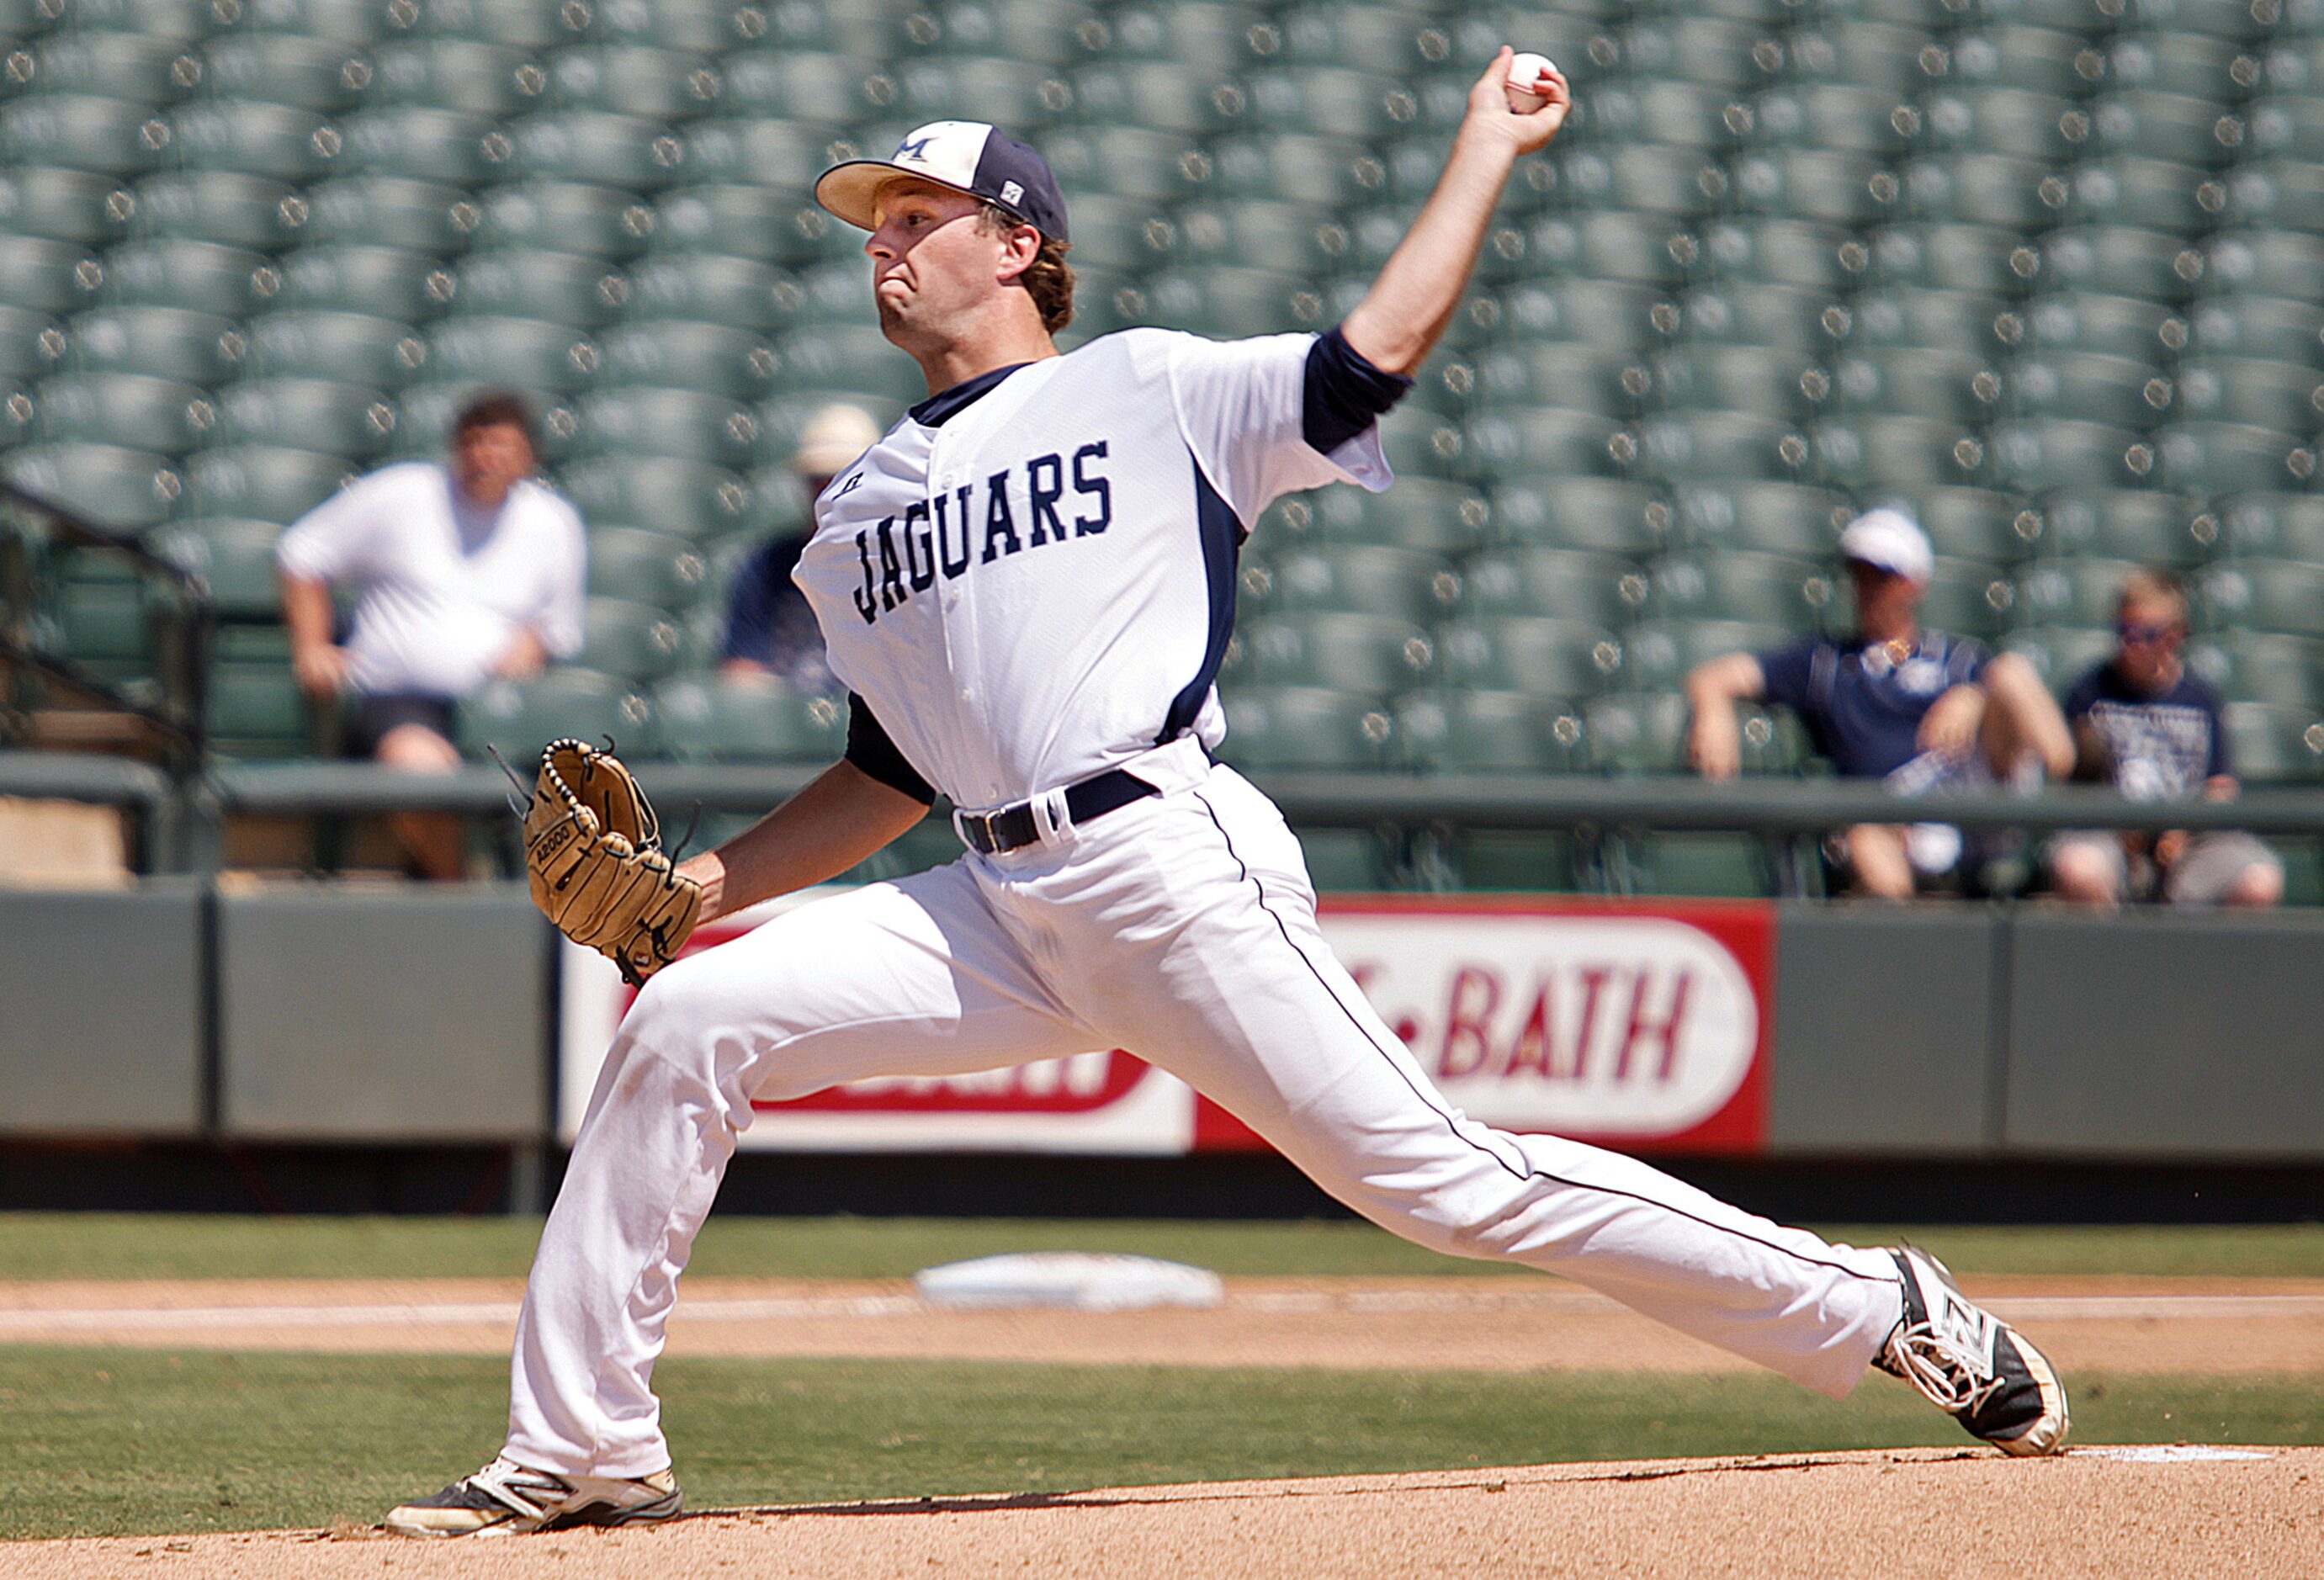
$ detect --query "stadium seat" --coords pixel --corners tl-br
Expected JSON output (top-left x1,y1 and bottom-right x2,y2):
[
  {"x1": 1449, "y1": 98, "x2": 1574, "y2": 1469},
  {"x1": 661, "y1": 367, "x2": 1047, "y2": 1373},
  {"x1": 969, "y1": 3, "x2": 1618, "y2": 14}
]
[
  {"x1": 1238, "y1": 611, "x2": 1436, "y2": 694},
  {"x1": 1435, "y1": 614, "x2": 1624, "y2": 697},
  {"x1": 1216, "y1": 684, "x2": 1396, "y2": 771},
  {"x1": 1138, "y1": 267, "x2": 1308, "y2": 340},
  {"x1": 214, "y1": 378, "x2": 398, "y2": 458},
  {"x1": 2002, "y1": 624, "x2": 2115, "y2": 692},
  {"x1": 33, "y1": 372, "x2": 206, "y2": 453},
  {"x1": 337, "y1": 106, "x2": 497, "y2": 183},
  {"x1": 130, "y1": 171, "x2": 301, "y2": 252},
  {"x1": 1701, "y1": 217, "x2": 1861, "y2": 292},
  {"x1": 1783, "y1": 19, "x2": 1939, "y2": 98},
  {"x1": 427, "y1": 315, "x2": 597, "y2": 394},
  {"x1": 1676, "y1": 480, "x2": 1849, "y2": 559},
  {"x1": 1174, "y1": 199, "x2": 1344, "y2": 278},
  {"x1": 1868, "y1": 223, "x2": 2024, "y2": 295},
  {"x1": 1557, "y1": 142, "x2": 1729, "y2": 217},
  {"x1": 596, "y1": 321, "x2": 776, "y2": 402},
  {"x1": 237, "y1": 0, "x2": 401, "y2": 39},
  {"x1": 1619, "y1": 619, "x2": 1791, "y2": 693},
  {"x1": 1651, "y1": 551, "x2": 1832, "y2": 632},
  {"x1": 2188, "y1": 295, "x2": 2324, "y2": 364},
  {"x1": 182, "y1": 446, "x2": 353, "y2": 524},
  {"x1": 1466, "y1": 407, "x2": 1633, "y2": 485},
  {"x1": 2220, "y1": 701, "x2": 2324, "y2": 782},
  {"x1": 0, "y1": 442, "x2": 177, "y2": 529},
  {"x1": 0, "y1": 306, "x2": 54, "y2": 382},
  {"x1": 2006, "y1": 353, "x2": 2173, "y2": 431},
  {"x1": 2036, "y1": 489, "x2": 2215, "y2": 565},
  {"x1": 893, "y1": 56, "x2": 1074, "y2": 129},
  {"x1": 1832, "y1": 348, "x2": 1999, "y2": 427},
  {"x1": 1812, "y1": 415, "x2": 1986, "y2": 490},
  {"x1": 559, "y1": 455, "x2": 750, "y2": 539},
  {"x1": 2022, "y1": 290, "x2": 2182, "y2": 363},
  {"x1": 459, "y1": 668, "x2": 657, "y2": 762},
  {"x1": 624, "y1": 252, "x2": 794, "y2": 331},
  {"x1": 476, "y1": 181, "x2": 654, "y2": 258},
  {"x1": 719, "y1": 49, "x2": 886, "y2": 128},
  {"x1": 153, "y1": 517, "x2": 285, "y2": 618},
  {"x1": 1622, "y1": 17, "x2": 1787, "y2": 93},
  {"x1": 678, "y1": 118, "x2": 839, "y2": 191},
  {"x1": 1578, "y1": 78, "x2": 1735, "y2": 151},
  {"x1": 2035, "y1": 225, "x2": 2203, "y2": 303},
  {"x1": 1945, "y1": 25, "x2": 2108, "y2": 97},
  {"x1": 1639, "y1": 411, "x2": 1810, "y2": 484},
  {"x1": 2217, "y1": 157, "x2": 2324, "y2": 236},
  {"x1": 276, "y1": 243, "x2": 455, "y2": 321},
  {"x1": 1043, "y1": 122, "x2": 1207, "y2": 204},
  {"x1": 61, "y1": 305, "x2": 239, "y2": 384},
  {"x1": 653, "y1": 672, "x2": 846, "y2": 761},
  {"x1": 0, "y1": 236, "x2": 99, "y2": 316},
  {"x1": 1450, "y1": 829, "x2": 1582, "y2": 892},
  {"x1": 504, "y1": 110, "x2": 688, "y2": 190},
  {"x1": 1674, "y1": 284, "x2": 1848, "y2": 355},
  {"x1": 2069, "y1": 156, "x2": 2217, "y2": 234},
  {"x1": 452, "y1": 250, "x2": 626, "y2": 327},
  {"x1": 587, "y1": 525, "x2": 703, "y2": 610},
  {"x1": 98, "y1": 238, "x2": 265, "y2": 318},
  {"x1": 1469, "y1": 343, "x2": 1647, "y2": 419},
  {"x1": 776, "y1": 324, "x2": 930, "y2": 406},
  {"x1": 1393, "y1": 688, "x2": 1585, "y2": 774},
  {"x1": 549, "y1": 45, "x2": 724, "y2": 122},
  {"x1": 1848, "y1": 288, "x2": 2011, "y2": 356},
  {"x1": 577, "y1": 387, "x2": 756, "y2": 469},
  {"x1": 1069, "y1": 60, "x2": 1245, "y2": 136},
  {"x1": 1, "y1": 93, "x2": 171, "y2": 178},
  {"x1": 2203, "y1": 229, "x2": 2324, "y2": 300},
  {"x1": 1269, "y1": 475, "x2": 1491, "y2": 556},
  {"x1": 1651, "y1": 347, "x2": 1821, "y2": 425},
  {"x1": 2160, "y1": 423, "x2": 2313, "y2": 498},
  {"x1": 2104, "y1": 29, "x2": 2248, "y2": 100},
  {"x1": 2221, "y1": 494, "x2": 2324, "y2": 561},
  {"x1": 1582, "y1": 689, "x2": 1692, "y2": 775},
  {"x1": 1459, "y1": 548, "x2": 1648, "y2": 628},
  {"x1": 1746, "y1": 83, "x2": 1920, "y2": 157},
  {"x1": 22, "y1": 29, "x2": 200, "y2": 102},
  {"x1": 200, "y1": 32, "x2": 371, "y2": 112},
  {"x1": 300, "y1": 176, "x2": 470, "y2": 252},
  {"x1": 1616, "y1": 830, "x2": 1778, "y2": 898},
  {"x1": 578, "y1": 594, "x2": 683, "y2": 681},
  {"x1": 2093, "y1": 90, "x2": 2243, "y2": 167},
  {"x1": 1860, "y1": 486, "x2": 2037, "y2": 564},
  {"x1": 243, "y1": 310, "x2": 426, "y2": 387},
  {"x1": 1922, "y1": 87, "x2": 2087, "y2": 162},
  {"x1": 1916, "y1": 557, "x2": 2015, "y2": 639},
  {"x1": 2016, "y1": 557, "x2": 2147, "y2": 628},
  {"x1": 2191, "y1": 631, "x2": 2324, "y2": 713},
  {"x1": 0, "y1": 167, "x2": 128, "y2": 247},
  {"x1": 1253, "y1": 544, "x2": 1454, "y2": 625},
  {"x1": 207, "y1": 660, "x2": 313, "y2": 759},
  {"x1": 1901, "y1": 153, "x2": 2063, "y2": 231},
  {"x1": 369, "y1": 39, "x2": 533, "y2": 118},
  {"x1": 1990, "y1": 419, "x2": 2155, "y2": 491},
  {"x1": 1489, "y1": 478, "x2": 1672, "y2": 557},
  {"x1": 422, "y1": 0, "x2": 590, "y2": 50},
  {"x1": 649, "y1": 183, "x2": 805, "y2": 262},
  {"x1": 171, "y1": 101, "x2": 340, "y2": 183}
]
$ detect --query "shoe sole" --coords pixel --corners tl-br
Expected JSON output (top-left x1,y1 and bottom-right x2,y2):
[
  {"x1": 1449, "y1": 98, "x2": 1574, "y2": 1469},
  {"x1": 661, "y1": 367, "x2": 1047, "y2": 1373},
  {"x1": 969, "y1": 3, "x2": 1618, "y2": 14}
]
[{"x1": 384, "y1": 1488, "x2": 682, "y2": 1539}]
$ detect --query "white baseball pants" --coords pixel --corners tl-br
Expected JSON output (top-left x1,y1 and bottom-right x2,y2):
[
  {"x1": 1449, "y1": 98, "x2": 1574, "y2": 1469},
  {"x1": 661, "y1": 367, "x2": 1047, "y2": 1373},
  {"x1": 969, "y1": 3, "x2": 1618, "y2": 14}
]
[{"x1": 505, "y1": 745, "x2": 1905, "y2": 1477}]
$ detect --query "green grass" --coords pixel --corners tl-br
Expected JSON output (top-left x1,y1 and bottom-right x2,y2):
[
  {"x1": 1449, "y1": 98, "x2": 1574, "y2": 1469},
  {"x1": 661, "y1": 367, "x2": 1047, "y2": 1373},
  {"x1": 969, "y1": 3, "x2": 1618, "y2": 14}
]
[
  {"x1": 1, "y1": 1346, "x2": 2318, "y2": 1542},
  {"x1": 4, "y1": 1214, "x2": 2323, "y2": 1282}
]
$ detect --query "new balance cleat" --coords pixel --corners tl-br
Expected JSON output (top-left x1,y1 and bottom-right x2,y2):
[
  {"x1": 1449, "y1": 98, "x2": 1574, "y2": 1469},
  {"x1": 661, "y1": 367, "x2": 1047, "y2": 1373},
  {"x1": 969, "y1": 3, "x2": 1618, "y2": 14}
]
[
  {"x1": 1874, "y1": 1245, "x2": 2069, "y2": 1456},
  {"x1": 384, "y1": 1455, "x2": 683, "y2": 1538}
]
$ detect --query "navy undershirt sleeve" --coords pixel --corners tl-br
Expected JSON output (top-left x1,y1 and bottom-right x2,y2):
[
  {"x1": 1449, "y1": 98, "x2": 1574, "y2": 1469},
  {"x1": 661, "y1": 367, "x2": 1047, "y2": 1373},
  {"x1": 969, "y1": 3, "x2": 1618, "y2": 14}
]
[
  {"x1": 720, "y1": 541, "x2": 783, "y2": 664},
  {"x1": 844, "y1": 693, "x2": 936, "y2": 805},
  {"x1": 1303, "y1": 325, "x2": 1414, "y2": 455}
]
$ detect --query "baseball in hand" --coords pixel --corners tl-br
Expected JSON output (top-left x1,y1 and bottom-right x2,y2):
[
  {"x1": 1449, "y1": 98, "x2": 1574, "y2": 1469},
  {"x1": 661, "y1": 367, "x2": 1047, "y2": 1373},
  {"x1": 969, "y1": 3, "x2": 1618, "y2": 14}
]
[{"x1": 1504, "y1": 51, "x2": 1559, "y2": 112}]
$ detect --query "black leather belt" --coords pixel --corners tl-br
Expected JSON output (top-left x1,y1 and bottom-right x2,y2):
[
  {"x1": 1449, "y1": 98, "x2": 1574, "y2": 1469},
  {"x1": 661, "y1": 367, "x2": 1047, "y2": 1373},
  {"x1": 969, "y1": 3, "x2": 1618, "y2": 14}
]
[{"x1": 954, "y1": 769, "x2": 1159, "y2": 855}]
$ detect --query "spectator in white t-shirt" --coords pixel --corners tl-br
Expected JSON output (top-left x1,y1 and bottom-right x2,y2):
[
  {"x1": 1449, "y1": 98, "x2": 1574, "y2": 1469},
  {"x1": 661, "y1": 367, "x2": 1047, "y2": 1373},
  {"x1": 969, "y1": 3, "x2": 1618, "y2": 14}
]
[{"x1": 276, "y1": 390, "x2": 586, "y2": 879}]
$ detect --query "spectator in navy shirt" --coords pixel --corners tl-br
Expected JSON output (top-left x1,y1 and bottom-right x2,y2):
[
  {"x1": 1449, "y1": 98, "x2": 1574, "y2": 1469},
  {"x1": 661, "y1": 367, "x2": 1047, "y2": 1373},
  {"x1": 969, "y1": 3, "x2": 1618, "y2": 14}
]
[
  {"x1": 1685, "y1": 510, "x2": 2072, "y2": 899},
  {"x1": 719, "y1": 403, "x2": 882, "y2": 691},
  {"x1": 2047, "y1": 569, "x2": 2282, "y2": 908}
]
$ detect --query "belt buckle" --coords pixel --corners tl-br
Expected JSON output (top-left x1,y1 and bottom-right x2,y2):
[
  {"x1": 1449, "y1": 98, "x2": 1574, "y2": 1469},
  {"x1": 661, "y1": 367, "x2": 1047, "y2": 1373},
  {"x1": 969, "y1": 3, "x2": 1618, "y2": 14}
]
[{"x1": 951, "y1": 806, "x2": 995, "y2": 853}]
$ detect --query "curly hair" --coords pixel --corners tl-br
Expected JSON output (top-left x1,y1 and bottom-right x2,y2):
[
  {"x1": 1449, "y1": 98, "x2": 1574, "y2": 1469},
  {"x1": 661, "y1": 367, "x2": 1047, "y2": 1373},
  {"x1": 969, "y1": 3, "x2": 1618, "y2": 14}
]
[{"x1": 977, "y1": 200, "x2": 1074, "y2": 335}]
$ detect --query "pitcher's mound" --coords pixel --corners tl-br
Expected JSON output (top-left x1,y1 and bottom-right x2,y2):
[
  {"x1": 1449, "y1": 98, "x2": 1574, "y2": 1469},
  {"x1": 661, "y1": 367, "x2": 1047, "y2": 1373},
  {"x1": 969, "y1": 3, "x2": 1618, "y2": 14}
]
[{"x1": 13, "y1": 1445, "x2": 2321, "y2": 1579}]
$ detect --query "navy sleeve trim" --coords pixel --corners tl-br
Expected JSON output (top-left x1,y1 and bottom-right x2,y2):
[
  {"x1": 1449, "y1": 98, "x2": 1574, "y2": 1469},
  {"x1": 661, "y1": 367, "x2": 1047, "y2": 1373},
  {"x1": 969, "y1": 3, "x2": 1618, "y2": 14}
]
[
  {"x1": 844, "y1": 693, "x2": 936, "y2": 804},
  {"x1": 1303, "y1": 325, "x2": 1414, "y2": 455}
]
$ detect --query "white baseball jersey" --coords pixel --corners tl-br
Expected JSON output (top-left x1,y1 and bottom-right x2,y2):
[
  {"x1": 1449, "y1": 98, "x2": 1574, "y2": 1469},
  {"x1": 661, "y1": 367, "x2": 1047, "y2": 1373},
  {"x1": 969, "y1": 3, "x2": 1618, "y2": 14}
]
[
  {"x1": 275, "y1": 462, "x2": 586, "y2": 698},
  {"x1": 789, "y1": 328, "x2": 1392, "y2": 811}
]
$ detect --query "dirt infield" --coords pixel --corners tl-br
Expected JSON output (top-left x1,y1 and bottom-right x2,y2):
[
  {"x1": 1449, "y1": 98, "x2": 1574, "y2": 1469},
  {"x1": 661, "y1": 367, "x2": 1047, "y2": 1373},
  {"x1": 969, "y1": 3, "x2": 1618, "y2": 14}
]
[
  {"x1": 5, "y1": 1275, "x2": 2324, "y2": 1375},
  {"x1": 8, "y1": 1446, "x2": 2320, "y2": 1579}
]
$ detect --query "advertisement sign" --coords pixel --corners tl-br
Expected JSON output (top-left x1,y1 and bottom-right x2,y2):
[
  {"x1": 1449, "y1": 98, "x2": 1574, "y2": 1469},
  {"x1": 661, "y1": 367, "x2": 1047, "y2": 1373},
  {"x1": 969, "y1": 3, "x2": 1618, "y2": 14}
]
[{"x1": 560, "y1": 892, "x2": 1772, "y2": 1157}]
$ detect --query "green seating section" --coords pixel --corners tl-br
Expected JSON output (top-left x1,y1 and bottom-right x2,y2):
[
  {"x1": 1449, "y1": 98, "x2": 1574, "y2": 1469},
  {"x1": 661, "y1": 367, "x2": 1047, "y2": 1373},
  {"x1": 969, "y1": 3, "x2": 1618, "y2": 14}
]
[{"x1": 6, "y1": 0, "x2": 2324, "y2": 893}]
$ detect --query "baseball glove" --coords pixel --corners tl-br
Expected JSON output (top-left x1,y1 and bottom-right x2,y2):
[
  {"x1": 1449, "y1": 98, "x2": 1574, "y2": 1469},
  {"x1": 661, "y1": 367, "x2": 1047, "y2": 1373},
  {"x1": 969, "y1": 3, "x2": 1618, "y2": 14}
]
[{"x1": 523, "y1": 738, "x2": 703, "y2": 986}]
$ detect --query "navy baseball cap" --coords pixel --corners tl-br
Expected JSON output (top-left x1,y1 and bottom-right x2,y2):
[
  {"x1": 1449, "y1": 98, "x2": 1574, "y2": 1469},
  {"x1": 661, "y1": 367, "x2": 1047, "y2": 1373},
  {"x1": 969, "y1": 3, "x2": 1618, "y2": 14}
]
[{"x1": 814, "y1": 120, "x2": 1070, "y2": 244}]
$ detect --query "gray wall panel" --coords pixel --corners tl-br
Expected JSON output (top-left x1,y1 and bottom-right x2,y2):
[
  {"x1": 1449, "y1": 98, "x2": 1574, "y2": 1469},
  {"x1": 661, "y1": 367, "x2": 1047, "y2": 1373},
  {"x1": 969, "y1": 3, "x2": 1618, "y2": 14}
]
[
  {"x1": 219, "y1": 883, "x2": 548, "y2": 1140},
  {"x1": 2005, "y1": 911, "x2": 2324, "y2": 1158},
  {"x1": 0, "y1": 881, "x2": 205, "y2": 1135},
  {"x1": 1767, "y1": 904, "x2": 1998, "y2": 1153}
]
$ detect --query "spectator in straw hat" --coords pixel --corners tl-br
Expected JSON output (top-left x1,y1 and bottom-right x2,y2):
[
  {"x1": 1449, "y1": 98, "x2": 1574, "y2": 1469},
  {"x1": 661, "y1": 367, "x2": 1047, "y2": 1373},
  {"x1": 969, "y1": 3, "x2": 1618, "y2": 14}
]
[{"x1": 719, "y1": 403, "x2": 883, "y2": 691}]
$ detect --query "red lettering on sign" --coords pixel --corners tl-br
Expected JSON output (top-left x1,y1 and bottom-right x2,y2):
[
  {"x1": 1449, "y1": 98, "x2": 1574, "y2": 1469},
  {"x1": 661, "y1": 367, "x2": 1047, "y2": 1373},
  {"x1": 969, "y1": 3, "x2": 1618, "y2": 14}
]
[
  {"x1": 1504, "y1": 979, "x2": 1557, "y2": 1081},
  {"x1": 1570, "y1": 964, "x2": 1614, "y2": 1080},
  {"x1": 1614, "y1": 968, "x2": 1694, "y2": 1083},
  {"x1": 1439, "y1": 965, "x2": 1500, "y2": 1079}
]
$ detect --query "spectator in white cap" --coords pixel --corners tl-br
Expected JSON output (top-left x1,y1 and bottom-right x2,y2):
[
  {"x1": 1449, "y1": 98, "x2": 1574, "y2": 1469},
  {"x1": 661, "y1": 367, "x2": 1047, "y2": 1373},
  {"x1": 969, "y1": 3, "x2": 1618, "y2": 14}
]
[
  {"x1": 719, "y1": 402, "x2": 885, "y2": 689},
  {"x1": 1685, "y1": 508, "x2": 2072, "y2": 899}
]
